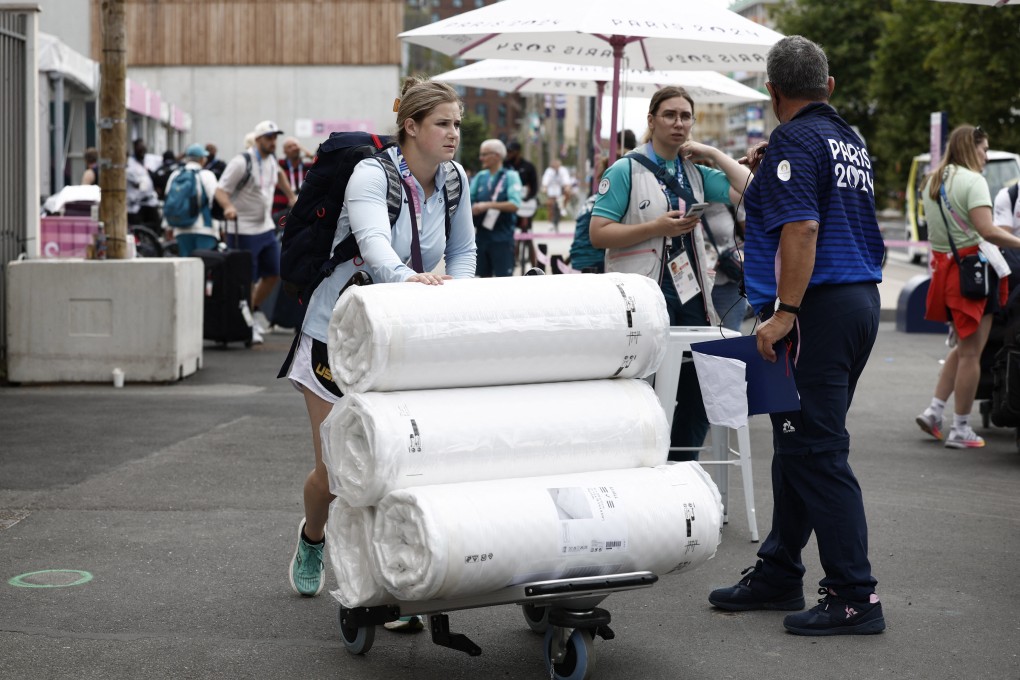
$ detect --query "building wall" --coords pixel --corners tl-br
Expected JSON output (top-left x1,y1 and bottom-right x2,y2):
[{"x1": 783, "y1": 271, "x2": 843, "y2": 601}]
[
  {"x1": 128, "y1": 64, "x2": 401, "y2": 157},
  {"x1": 91, "y1": 0, "x2": 403, "y2": 66},
  {"x1": 36, "y1": 0, "x2": 90, "y2": 55}
]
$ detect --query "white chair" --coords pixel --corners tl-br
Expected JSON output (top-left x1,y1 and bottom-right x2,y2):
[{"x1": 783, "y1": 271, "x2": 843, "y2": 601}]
[{"x1": 651, "y1": 326, "x2": 759, "y2": 542}]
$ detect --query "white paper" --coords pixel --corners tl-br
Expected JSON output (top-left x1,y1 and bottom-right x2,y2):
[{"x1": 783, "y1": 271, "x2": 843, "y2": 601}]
[
  {"x1": 327, "y1": 273, "x2": 669, "y2": 393},
  {"x1": 481, "y1": 208, "x2": 500, "y2": 229},
  {"x1": 979, "y1": 241, "x2": 1012, "y2": 278},
  {"x1": 372, "y1": 463, "x2": 723, "y2": 601},
  {"x1": 692, "y1": 352, "x2": 748, "y2": 429},
  {"x1": 321, "y1": 379, "x2": 669, "y2": 506}
]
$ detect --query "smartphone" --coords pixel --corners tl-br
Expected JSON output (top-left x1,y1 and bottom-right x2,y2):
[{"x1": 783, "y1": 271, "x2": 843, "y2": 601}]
[{"x1": 683, "y1": 202, "x2": 710, "y2": 219}]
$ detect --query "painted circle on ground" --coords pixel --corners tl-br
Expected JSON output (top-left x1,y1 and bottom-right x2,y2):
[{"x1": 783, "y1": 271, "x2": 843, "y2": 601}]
[{"x1": 8, "y1": 569, "x2": 93, "y2": 588}]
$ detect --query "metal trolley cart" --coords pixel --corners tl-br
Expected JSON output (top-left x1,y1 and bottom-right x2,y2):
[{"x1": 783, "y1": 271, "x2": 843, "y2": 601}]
[{"x1": 335, "y1": 571, "x2": 658, "y2": 680}]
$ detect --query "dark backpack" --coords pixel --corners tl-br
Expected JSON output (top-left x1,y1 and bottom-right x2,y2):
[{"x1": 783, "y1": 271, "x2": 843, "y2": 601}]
[
  {"x1": 569, "y1": 195, "x2": 604, "y2": 270},
  {"x1": 279, "y1": 131, "x2": 461, "y2": 297},
  {"x1": 163, "y1": 169, "x2": 210, "y2": 227}
]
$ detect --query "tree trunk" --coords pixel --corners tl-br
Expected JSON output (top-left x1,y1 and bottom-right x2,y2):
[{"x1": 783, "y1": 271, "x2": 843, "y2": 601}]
[{"x1": 99, "y1": 0, "x2": 128, "y2": 259}]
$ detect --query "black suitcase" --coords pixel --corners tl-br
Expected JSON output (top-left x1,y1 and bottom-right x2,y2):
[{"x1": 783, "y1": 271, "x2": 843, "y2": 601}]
[
  {"x1": 263, "y1": 231, "x2": 307, "y2": 331},
  {"x1": 193, "y1": 247, "x2": 254, "y2": 346}
]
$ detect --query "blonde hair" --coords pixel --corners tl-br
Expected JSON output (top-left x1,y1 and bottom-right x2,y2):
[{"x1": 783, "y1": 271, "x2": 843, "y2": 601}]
[
  {"x1": 395, "y1": 75, "x2": 462, "y2": 146},
  {"x1": 927, "y1": 125, "x2": 988, "y2": 200}
]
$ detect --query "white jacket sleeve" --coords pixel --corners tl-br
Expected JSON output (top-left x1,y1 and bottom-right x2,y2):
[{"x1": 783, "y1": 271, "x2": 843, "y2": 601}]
[{"x1": 345, "y1": 158, "x2": 415, "y2": 284}]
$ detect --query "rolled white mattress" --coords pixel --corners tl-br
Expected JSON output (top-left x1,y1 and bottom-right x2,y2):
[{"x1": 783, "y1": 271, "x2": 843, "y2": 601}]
[
  {"x1": 320, "y1": 379, "x2": 669, "y2": 506},
  {"x1": 325, "y1": 499, "x2": 393, "y2": 608},
  {"x1": 372, "y1": 462, "x2": 723, "y2": 602},
  {"x1": 327, "y1": 273, "x2": 668, "y2": 393}
]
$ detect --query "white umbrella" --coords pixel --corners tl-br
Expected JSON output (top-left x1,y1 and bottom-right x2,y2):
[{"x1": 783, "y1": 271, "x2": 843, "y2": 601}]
[
  {"x1": 399, "y1": 0, "x2": 783, "y2": 159},
  {"x1": 434, "y1": 59, "x2": 768, "y2": 163},
  {"x1": 433, "y1": 59, "x2": 769, "y2": 103}
]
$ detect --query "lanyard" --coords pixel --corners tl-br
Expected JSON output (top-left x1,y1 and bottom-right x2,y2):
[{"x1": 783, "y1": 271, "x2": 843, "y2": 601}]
[
  {"x1": 285, "y1": 159, "x2": 302, "y2": 191},
  {"x1": 252, "y1": 149, "x2": 273, "y2": 197},
  {"x1": 486, "y1": 170, "x2": 506, "y2": 201},
  {"x1": 396, "y1": 149, "x2": 425, "y2": 273}
]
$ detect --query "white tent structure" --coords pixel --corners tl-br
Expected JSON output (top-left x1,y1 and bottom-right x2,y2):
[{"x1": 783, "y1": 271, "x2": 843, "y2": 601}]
[{"x1": 37, "y1": 32, "x2": 99, "y2": 196}]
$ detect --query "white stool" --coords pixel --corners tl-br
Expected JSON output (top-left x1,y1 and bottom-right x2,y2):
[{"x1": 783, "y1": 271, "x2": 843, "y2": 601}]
[{"x1": 651, "y1": 327, "x2": 759, "y2": 542}]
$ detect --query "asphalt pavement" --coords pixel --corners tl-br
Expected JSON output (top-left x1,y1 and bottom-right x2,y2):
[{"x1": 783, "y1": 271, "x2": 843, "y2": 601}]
[{"x1": 2, "y1": 251, "x2": 1019, "y2": 679}]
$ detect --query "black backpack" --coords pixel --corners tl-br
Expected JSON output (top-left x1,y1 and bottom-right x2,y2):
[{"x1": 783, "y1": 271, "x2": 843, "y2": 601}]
[{"x1": 279, "y1": 131, "x2": 461, "y2": 298}]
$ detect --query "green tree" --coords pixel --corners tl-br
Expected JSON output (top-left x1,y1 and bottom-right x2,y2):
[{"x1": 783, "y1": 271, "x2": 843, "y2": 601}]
[
  {"x1": 870, "y1": 1, "x2": 1020, "y2": 203},
  {"x1": 458, "y1": 113, "x2": 490, "y2": 174},
  {"x1": 772, "y1": 0, "x2": 891, "y2": 151},
  {"x1": 928, "y1": 4, "x2": 1020, "y2": 153},
  {"x1": 869, "y1": 0, "x2": 947, "y2": 201}
]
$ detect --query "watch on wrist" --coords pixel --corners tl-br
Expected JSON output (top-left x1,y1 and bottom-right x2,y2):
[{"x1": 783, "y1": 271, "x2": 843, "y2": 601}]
[{"x1": 774, "y1": 299, "x2": 800, "y2": 315}]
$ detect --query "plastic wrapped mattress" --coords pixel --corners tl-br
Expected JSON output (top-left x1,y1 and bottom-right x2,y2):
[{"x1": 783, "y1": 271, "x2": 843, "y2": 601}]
[
  {"x1": 325, "y1": 499, "x2": 393, "y2": 608},
  {"x1": 327, "y1": 273, "x2": 668, "y2": 393},
  {"x1": 319, "y1": 378, "x2": 669, "y2": 506},
  {"x1": 372, "y1": 462, "x2": 723, "y2": 602}
]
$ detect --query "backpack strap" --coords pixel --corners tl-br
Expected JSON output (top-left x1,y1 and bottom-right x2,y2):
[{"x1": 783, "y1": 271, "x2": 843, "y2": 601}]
[
  {"x1": 1010, "y1": 183, "x2": 1018, "y2": 215},
  {"x1": 375, "y1": 151, "x2": 403, "y2": 227},
  {"x1": 442, "y1": 161, "x2": 461, "y2": 240},
  {"x1": 232, "y1": 151, "x2": 253, "y2": 198},
  {"x1": 625, "y1": 151, "x2": 696, "y2": 207}
]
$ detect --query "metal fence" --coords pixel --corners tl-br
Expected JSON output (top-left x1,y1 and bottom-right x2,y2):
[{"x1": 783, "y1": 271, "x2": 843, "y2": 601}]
[{"x1": 0, "y1": 9, "x2": 29, "y2": 380}]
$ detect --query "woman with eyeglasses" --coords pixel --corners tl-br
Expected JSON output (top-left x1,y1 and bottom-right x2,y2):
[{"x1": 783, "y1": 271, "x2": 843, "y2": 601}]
[
  {"x1": 590, "y1": 85, "x2": 751, "y2": 454},
  {"x1": 916, "y1": 124, "x2": 1020, "y2": 449}
]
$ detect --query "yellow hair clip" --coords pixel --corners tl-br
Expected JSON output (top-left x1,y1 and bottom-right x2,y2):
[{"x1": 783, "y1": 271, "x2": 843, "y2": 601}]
[{"x1": 392, "y1": 98, "x2": 401, "y2": 113}]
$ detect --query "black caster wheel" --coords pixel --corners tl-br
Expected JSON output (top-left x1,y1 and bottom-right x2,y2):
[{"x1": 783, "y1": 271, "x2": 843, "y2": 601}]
[
  {"x1": 521, "y1": 603, "x2": 550, "y2": 634},
  {"x1": 337, "y1": 607, "x2": 375, "y2": 655},
  {"x1": 543, "y1": 627, "x2": 596, "y2": 680}
]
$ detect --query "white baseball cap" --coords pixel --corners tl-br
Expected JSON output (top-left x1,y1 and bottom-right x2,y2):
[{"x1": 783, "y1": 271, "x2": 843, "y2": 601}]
[{"x1": 253, "y1": 120, "x2": 283, "y2": 138}]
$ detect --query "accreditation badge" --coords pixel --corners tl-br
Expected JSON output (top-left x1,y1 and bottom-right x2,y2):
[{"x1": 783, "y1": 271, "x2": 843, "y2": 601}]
[{"x1": 668, "y1": 250, "x2": 701, "y2": 304}]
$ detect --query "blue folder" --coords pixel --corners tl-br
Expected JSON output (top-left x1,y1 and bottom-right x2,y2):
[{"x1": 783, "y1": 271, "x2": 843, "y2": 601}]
[{"x1": 690, "y1": 335, "x2": 801, "y2": 416}]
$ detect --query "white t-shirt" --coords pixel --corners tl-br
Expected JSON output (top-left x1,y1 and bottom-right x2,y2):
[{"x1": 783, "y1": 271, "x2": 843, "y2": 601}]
[
  {"x1": 217, "y1": 150, "x2": 278, "y2": 235},
  {"x1": 166, "y1": 162, "x2": 220, "y2": 238},
  {"x1": 993, "y1": 184, "x2": 1020, "y2": 237},
  {"x1": 542, "y1": 166, "x2": 572, "y2": 198}
]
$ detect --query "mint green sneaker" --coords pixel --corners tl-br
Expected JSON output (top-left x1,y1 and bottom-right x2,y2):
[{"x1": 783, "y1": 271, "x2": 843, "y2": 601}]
[{"x1": 289, "y1": 519, "x2": 325, "y2": 597}]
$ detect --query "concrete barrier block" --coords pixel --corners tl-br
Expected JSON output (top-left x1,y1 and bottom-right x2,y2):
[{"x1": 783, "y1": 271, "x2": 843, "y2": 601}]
[{"x1": 6, "y1": 258, "x2": 204, "y2": 383}]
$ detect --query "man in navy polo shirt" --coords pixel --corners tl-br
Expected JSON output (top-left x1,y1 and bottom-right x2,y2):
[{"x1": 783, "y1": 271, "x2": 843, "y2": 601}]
[{"x1": 707, "y1": 36, "x2": 886, "y2": 636}]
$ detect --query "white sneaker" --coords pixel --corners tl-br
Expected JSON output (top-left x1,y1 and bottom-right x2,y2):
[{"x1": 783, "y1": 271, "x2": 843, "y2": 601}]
[
  {"x1": 253, "y1": 310, "x2": 270, "y2": 336},
  {"x1": 251, "y1": 328, "x2": 264, "y2": 345},
  {"x1": 944, "y1": 426, "x2": 985, "y2": 449},
  {"x1": 915, "y1": 410, "x2": 943, "y2": 441}
]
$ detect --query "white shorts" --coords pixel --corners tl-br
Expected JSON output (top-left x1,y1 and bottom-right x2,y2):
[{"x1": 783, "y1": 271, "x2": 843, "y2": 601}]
[{"x1": 286, "y1": 332, "x2": 342, "y2": 404}]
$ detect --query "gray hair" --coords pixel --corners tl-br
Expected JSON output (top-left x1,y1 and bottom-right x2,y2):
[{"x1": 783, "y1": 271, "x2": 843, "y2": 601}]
[
  {"x1": 480, "y1": 138, "x2": 507, "y2": 159},
  {"x1": 766, "y1": 36, "x2": 830, "y2": 101}
]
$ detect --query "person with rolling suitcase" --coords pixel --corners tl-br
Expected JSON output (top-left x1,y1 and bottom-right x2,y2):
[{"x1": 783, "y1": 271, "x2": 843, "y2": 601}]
[{"x1": 214, "y1": 120, "x2": 296, "y2": 343}]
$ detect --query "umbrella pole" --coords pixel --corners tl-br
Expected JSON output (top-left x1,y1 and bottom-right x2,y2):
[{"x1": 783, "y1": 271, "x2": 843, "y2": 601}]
[
  {"x1": 608, "y1": 40, "x2": 623, "y2": 163},
  {"x1": 593, "y1": 80, "x2": 605, "y2": 193}
]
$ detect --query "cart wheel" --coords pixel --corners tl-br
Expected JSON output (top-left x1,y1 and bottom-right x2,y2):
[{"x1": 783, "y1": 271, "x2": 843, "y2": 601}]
[
  {"x1": 521, "y1": 604, "x2": 550, "y2": 634},
  {"x1": 543, "y1": 627, "x2": 596, "y2": 680},
  {"x1": 337, "y1": 607, "x2": 375, "y2": 655}
]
